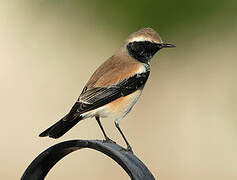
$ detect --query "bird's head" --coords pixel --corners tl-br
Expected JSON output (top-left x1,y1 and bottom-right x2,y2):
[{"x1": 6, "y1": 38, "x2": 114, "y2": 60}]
[{"x1": 125, "y1": 27, "x2": 175, "y2": 63}]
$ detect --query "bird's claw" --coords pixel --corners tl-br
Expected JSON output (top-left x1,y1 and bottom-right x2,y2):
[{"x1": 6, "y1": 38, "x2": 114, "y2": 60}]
[
  {"x1": 126, "y1": 145, "x2": 133, "y2": 153},
  {"x1": 104, "y1": 137, "x2": 116, "y2": 144}
]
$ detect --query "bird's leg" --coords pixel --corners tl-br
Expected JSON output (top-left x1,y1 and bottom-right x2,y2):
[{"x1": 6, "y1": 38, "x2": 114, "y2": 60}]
[
  {"x1": 115, "y1": 121, "x2": 133, "y2": 152},
  {"x1": 95, "y1": 116, "x2": 114, "y2": 143}
]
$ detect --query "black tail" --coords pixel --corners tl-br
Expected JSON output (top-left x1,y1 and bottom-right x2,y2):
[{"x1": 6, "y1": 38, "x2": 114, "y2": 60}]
[{"x1": 39, "y1": 114, "x2": 83, "y2": 139}]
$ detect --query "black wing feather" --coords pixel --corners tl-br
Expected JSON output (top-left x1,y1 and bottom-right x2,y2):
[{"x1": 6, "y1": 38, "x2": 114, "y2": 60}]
[{"x1": 76, "y1": 71, "x2": 150, "y2": 114}]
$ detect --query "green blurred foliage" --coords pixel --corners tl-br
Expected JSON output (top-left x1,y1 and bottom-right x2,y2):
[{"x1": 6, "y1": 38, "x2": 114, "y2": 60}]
[{"x1": 40, "y1": 0, "x2": 237, "y2": 36}]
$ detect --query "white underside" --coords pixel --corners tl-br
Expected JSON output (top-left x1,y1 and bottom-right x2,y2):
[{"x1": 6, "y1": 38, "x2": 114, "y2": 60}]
[{"x1": 81, "y1": 90, "x2": 142, "y2": 123}]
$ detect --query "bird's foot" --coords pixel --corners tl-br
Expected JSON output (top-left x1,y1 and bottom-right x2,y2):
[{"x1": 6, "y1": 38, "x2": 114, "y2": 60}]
[
  {"x1": 104, "y1": 137, "x2": 116, "y2": 144},
  {"x1": 126, "y1": 145, "x2": 133, "y2": 153}
]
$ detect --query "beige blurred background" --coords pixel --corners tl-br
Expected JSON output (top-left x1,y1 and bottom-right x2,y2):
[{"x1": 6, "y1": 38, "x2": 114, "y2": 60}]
[{"x1": 1, "y1": 1, "x2": 237, "y2": 179}]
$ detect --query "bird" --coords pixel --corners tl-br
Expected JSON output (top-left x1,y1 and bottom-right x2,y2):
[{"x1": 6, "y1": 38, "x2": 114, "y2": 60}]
[{"x1": 39, "y1": 27, "x2": 175, "y2": 151}]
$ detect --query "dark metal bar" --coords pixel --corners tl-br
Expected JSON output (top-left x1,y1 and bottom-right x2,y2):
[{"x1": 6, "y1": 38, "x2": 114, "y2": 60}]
[{"x1": 21, "y1": 140, "x2": 155, "y2": 180}]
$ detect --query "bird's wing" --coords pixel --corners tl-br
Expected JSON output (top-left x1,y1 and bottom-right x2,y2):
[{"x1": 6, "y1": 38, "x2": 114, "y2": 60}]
[
  {"x1": 76, "y1": 71, "x2": 150, "y2": 114},
  {"x1": 85, "y1": 55, "x2": 149, "y2": 88}
]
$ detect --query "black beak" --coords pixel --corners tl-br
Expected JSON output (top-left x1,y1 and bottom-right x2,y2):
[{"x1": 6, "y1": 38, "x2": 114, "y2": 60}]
[{"x1": 160, "y1": 43, "x2": 176, "y2": 48}]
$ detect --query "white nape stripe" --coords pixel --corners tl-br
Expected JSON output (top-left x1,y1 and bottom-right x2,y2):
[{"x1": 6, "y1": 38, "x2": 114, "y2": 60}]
[{"x1": 130, "y1": 36, "x2": 152, "y2": 43}]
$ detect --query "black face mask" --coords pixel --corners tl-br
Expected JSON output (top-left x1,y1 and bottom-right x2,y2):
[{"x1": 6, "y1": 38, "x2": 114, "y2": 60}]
[
  {"x1": 127, "y1": 41, "x2": 175, "y2": 63},
  {"x1": 127, "y1": 41, "x2": 160, "y2": 63}
]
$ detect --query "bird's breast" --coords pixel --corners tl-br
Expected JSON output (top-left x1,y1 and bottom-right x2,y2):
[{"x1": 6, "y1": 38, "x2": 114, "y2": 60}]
[{"x1": 104, "y1": 89, "x2": 143, "y2": 122}]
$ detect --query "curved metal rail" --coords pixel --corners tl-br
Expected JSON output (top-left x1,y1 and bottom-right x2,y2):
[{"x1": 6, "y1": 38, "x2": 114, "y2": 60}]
[{"x1": 21, "y1": 140, "x2": 155, "y2": 180}]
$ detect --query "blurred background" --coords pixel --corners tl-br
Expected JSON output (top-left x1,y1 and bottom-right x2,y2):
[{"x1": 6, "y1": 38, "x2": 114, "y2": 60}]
[{"x1": 1, "y1": 0, "x2": 237, "y2": 179}]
